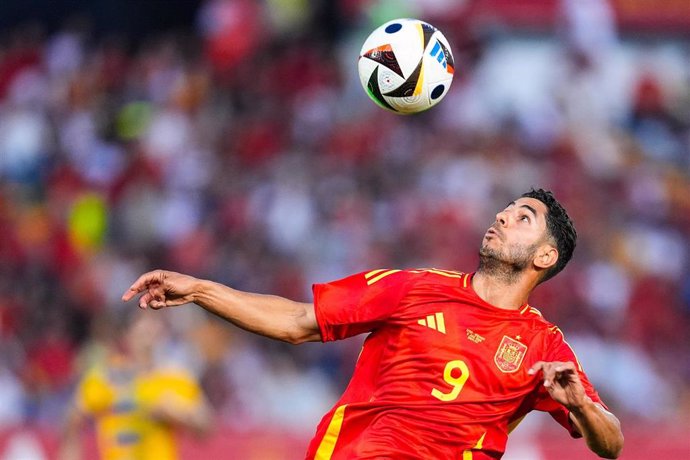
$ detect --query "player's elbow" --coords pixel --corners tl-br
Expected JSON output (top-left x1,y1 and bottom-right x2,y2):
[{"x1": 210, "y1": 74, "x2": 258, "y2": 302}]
[
  {"x1": 597, "y1": 444, "x2": 623, "y2": 459},
  {"x1": 283, "y1": 334, "x2": 306, "y2": 345},
  {"x1": 593, "y1": 431, "x2": 624, "y2": 459},
  {"x1": 607, "y1": 436, "x2": 624, "y2": 459},
  {"x1": 282, "y1": 303, "x2": 321, "y2": 344},
  {"x1": 283, "y1": 327, "x2": 321, "y2": 345}
]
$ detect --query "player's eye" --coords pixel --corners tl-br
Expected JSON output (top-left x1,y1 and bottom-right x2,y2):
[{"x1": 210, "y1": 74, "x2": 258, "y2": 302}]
[{"x1": 519, "y1": 215, "x2": 530, "y2": 223}]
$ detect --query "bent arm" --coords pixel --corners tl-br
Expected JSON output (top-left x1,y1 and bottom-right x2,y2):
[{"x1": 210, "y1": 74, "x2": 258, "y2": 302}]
[
  {"x1": 193, "y1": 279, "x2": 321, "y2": 344},
  {"x1": 529, "y1": 361, "x2": 623, "y2": 459},
  {"x1": 569, "y1": 399, "x2": 624, "y2": 459},
  {"x1": 123, "y1": 270, "x2": 321, "y2": 344}
]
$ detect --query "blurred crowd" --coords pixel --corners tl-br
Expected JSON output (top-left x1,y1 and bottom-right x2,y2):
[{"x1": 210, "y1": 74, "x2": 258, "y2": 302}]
[{"x1": 1, "y1": 0, "x2": 689, "y2": 440}]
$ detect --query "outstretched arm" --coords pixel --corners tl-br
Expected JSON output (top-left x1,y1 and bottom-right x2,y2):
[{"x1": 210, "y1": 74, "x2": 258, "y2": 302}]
[
  {"x1": 529, "y1": 361, "x2": 624, "y2": 459},
  {"x1": 122, "y1": 270, "x2": 321, "y2": 344}
]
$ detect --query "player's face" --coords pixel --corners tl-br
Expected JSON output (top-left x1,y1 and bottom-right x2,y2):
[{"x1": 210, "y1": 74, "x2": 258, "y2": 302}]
[
  {"x1": 125, "y1": 314, "x2": 164, "y2": 356},
  {"x1": 480, "y1": 198, "x2": 551, "y2": 269}
]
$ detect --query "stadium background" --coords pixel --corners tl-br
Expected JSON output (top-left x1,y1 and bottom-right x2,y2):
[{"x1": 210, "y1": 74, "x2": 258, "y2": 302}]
[{"x1": 1, "y1": 0, "x2": 689, "y2": 458}]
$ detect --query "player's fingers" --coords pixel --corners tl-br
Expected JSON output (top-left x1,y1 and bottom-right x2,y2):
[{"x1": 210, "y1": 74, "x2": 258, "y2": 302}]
[
  {"x1": 138, "y1": 292, "x2": 155, "y2": 309},
  {"x1": 122, "y1": 273, "x2": 154, "y2": 301},
  {"x1": 553, "y1": 361, "x2": 576, "y2": 373},
  {"x1": 149, "y1": 299, "x2": 167, "y2": 310},
  {"x1": 549, "y1": 362, "x2": 574, "y2": 382},
  {"x1": 122, "y1": 270, "x2": 164, "y2": 301},
  {"x1": 554, "y1": 364, "x2": 579, "y2": 388},
  {"x1": 544, "y1": 362, "x2": 578, "y2": 388},
  {"x1": 539, "y1": 362, "x2": 566, "y2": 388},
  {"x1": 138, "y1": 291, "x2": 170, "y2": 309},
  {"x1": 530, "y1": 361, "x2": 574, "y2": 374},
  {"x1": 528, "y1": 362, "x2": 555, "y2": 387},
  {"x1": 543, "y1": 366, "x2": 557, "y2": 388},
  {"x1": 527, "y1": 361, "x2": 546, "y2": 375}
]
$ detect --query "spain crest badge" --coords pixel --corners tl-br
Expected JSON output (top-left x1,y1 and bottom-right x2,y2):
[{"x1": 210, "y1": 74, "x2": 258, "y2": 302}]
[{"x1": 494, "y1": 335, "x2": 528, "y2": 373}]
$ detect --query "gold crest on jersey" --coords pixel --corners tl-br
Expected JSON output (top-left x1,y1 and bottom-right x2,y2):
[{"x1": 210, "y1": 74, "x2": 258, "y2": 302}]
[{"x1": 494, "y1": 336, "x2": 527, "y2": 373}]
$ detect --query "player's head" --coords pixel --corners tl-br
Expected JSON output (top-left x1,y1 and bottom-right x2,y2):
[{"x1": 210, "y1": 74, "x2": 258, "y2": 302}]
[
  {"x1": 522, "y1": 189, "x2": 577, "y2": 282},
  {"x1": 479, "y1": 188, "x2": 576, "y2": 284},
  {"x1": 125, "y1": 312, "x2": 166, "y2": 356},
  {"x1": 108, "y1": 310, "x2": 166, "y2": 358},
  {"x1": 521, "y1": 189, "x2": 576, "y2": 282}
]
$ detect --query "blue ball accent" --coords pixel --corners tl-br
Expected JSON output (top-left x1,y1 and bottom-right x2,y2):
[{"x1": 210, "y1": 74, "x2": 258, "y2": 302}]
[
  {"x1": 431, "y1": 84, "x2": 445, "y2": 100},
  {"x1": 385, "y1": 23, "x2": 402, "y2": 33}
]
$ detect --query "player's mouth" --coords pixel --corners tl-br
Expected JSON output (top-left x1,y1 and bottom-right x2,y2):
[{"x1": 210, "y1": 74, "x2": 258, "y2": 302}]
[{"x1": 485, "y1": 226, "x2": 503, "y2": 240}]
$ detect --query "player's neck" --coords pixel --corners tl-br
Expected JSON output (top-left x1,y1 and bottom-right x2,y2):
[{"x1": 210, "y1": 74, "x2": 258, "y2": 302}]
[{"x1": 471, "y1": 270, "x2": 534, "y2": 310}]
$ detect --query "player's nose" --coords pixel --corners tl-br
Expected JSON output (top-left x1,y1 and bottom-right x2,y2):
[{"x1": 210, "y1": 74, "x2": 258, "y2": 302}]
[{"x1": 495, "y1": 210, "x2": 507, "y2": 226}]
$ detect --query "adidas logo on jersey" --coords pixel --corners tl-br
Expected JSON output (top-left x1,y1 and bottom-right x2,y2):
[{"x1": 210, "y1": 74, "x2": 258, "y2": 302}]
[{"x1": 417, "y1": 312, "x2": 446, "y2": 334}]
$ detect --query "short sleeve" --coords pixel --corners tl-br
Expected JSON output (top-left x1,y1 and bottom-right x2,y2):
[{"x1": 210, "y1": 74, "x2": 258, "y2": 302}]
[
  {"x1": 533, "y1": 327, "x2": 607, "y2": 438},
  {"x1": 76, "y1": 367, "x2": 114, "y2": 415},
  {"x1": 312, "y1": 269, "x2": 413, "y2": 342}
]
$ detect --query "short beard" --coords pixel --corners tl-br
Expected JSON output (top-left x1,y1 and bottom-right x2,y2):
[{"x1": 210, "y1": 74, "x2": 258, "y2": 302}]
[{"x1": 477, "y1": 243, "x2": 535, "y2": 285}]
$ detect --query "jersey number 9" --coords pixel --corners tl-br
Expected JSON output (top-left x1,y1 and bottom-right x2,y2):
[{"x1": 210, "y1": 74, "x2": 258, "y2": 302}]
[{"x1": 431, "y1": 360, "x2": 469, "y2": 402}]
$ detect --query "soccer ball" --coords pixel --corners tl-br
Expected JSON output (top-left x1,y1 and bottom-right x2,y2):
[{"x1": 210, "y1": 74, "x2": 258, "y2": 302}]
[{"x1": 358, "y1": 18, "x2": 455, "y2": 114}]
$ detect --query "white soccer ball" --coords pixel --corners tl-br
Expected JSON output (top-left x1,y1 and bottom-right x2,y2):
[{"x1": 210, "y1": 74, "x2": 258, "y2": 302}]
[{"x1": 358, "y1": 18, "x2": 455, "y2": 114}]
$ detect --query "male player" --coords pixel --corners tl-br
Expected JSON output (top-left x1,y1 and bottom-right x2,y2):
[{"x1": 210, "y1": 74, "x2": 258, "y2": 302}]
[{"x1": 122, "y1": 189, "x2": 624, "y2": 459}]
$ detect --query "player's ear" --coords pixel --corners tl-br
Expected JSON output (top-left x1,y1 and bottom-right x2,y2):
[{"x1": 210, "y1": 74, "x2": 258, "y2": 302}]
[{"x1": 534, "y1": 244, "x2": 558, "y2": 270}]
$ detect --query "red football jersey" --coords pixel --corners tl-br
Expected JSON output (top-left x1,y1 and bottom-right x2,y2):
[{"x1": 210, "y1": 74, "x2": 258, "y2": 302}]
[{"x1": 305, "y1": 269, "x2": 604, "y2": 460}]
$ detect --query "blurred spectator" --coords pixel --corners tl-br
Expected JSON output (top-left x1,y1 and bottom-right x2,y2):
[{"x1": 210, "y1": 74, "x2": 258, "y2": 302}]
[{"x1": 59, "y1": 312, "x2": 211, "y2": 460}]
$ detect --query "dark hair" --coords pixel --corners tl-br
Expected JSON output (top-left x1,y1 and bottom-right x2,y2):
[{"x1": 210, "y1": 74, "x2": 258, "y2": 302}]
[{"x1": 521, "y1": 189, "x2": 577, "y2": 283}]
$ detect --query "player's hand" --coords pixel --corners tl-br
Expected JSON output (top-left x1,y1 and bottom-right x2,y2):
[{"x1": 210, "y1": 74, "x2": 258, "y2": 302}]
[
  {"x1": 122, "y1": 270, "x2": 199, "y2": 309},
  {"x1": 528, "y1": 361, "x2": 587, "y2": 411}
]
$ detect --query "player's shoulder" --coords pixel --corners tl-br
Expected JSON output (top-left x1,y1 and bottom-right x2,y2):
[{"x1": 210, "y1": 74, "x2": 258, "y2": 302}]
[
  {"x1": 523, "y1": 304, "x2": 547, "y2": 322},
  {"x1": 359, "y1": 267, "x2": 467, "y2": 286},
  {"x1": 520, "y1": 304, "x2": 550, "y2": 328},
  {"x1": 523, "y1": 306, "x2": 569, "y2": 340},
  {"x1": 406, "y1": 267, "x2": 469, "y2": 285}
]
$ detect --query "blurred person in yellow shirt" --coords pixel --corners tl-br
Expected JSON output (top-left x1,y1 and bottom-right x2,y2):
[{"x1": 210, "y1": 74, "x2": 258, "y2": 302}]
[{"x1": 60, "y1": 312, "x2": 211, "y2": 460}]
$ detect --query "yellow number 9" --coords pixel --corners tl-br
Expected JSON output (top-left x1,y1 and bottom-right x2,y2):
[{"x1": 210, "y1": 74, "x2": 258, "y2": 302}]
[{"x1": 431, "y1": 360, "x2": 469, "y2": 402}]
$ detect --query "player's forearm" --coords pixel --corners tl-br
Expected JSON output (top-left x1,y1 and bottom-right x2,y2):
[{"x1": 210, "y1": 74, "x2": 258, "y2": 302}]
[
  {"x1": 570, "y1": 398, "x2": 623, "y2": 459},
  {"x1": 192, "y1": 279, "x2": 321, "y2": 344}
]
